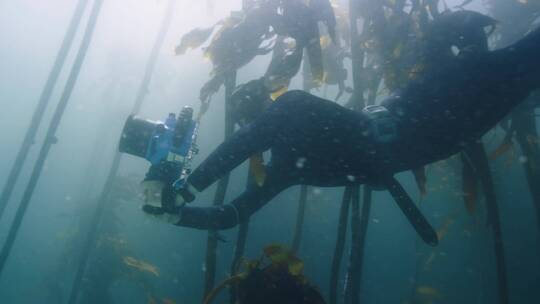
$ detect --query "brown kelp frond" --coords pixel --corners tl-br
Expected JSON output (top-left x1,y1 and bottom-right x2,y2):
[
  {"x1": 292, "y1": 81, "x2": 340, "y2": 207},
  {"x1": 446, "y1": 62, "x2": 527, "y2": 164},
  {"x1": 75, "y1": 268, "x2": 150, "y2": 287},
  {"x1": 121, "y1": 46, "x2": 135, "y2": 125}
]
[
  {"x1": 204, "y1": 244, "x2": 324, "y2": 304},
  {"x1": 175, "y1": 26, "x2": 216, "y2": 55},
  {"x1": 122, "y1": 256, "x2": 160, "y2": 277},
  {"x1": 263, "y1": 243, "x2": 305, "y2": 276},
  {"x1": 264, "y1": 37, "x2": 304, "y2": 93},
  {"x1": 199, "y1": 74, "x2": 225, "y2": 105}
]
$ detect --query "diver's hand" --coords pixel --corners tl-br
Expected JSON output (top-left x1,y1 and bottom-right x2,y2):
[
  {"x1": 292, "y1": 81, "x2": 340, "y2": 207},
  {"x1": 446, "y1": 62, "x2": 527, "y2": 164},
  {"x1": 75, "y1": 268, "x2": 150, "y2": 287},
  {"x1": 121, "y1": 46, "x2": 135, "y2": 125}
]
[
  {"x1": 172, "y1": 178, "x2": 197, "y2": 204},
  {"x1": 141, "y1": 180, "x2": 185, "y2": 224},
  {"x1": 142, "y1": 204, "x2": 182, "y2": 224}
]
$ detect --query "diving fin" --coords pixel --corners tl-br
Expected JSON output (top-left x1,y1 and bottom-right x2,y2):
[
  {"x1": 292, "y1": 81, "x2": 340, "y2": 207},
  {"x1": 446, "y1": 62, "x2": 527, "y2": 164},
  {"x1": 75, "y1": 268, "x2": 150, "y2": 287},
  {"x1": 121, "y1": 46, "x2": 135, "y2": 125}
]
[{"x1": 384, "y1": 176, "x2": 439, "y2": 247}]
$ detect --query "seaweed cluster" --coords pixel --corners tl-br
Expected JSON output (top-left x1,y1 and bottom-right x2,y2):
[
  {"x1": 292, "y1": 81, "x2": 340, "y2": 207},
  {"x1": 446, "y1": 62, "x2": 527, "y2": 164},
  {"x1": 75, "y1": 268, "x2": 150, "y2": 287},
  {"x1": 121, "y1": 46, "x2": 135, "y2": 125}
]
[{"x1": 204, "y1": 244, "x2": 325, "y2": 304}]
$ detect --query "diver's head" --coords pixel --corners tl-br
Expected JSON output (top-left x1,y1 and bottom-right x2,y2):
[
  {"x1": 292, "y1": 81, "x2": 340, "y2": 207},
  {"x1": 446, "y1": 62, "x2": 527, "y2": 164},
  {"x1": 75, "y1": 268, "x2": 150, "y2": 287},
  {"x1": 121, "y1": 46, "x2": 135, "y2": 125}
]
[{"x1": 231, "y1": 78, "x2": 270, "y2": 126}]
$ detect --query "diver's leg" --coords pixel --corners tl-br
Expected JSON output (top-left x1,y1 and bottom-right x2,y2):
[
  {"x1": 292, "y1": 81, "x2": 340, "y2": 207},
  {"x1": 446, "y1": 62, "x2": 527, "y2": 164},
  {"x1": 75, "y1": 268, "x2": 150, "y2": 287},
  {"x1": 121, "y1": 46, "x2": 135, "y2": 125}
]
[{"x1": 177, "y1": 169, "x2": 293, "y2": 230}]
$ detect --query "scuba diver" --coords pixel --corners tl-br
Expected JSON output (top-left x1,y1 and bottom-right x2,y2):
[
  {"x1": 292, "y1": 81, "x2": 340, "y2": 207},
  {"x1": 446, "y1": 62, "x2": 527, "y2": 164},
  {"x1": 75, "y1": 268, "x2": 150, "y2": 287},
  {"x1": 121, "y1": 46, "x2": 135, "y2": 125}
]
[{"x1": 120, "y1": 25, "x2": 540, "y2": 246}]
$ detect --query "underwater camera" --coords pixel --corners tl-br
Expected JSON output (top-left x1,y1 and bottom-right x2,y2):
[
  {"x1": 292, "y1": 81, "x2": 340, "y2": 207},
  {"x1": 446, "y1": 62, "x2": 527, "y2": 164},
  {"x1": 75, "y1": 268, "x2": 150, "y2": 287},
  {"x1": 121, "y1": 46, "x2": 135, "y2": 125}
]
[{"x1": 118, "y1": 106, "x2": 197, "y2": 165}]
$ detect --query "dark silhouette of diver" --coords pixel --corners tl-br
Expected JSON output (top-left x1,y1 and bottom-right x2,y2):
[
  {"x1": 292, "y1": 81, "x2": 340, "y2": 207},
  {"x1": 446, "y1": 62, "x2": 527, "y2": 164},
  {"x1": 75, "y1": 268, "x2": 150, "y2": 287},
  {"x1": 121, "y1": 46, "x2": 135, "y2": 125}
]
[{"x1": 143, "y1": 26, "x2": 540, "y2": 246}]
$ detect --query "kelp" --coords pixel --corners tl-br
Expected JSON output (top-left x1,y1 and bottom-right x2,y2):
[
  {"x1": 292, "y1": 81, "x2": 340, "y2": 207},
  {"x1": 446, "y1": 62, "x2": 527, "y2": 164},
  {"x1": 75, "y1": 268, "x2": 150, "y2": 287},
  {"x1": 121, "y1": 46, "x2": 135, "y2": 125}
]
[
  {"x1": 176, "y1": 0, "x2": 338, "y2": 105},
  {"x1": 264, "y1": 37, "x2": 304, "y2": 93},
  {"x1": 122, "y1": 256, "x2": 160, "y2": 277},
  {"x1": 425, "y1": 10, "x2": 497, "y2": 56},
  {"x1": 174, "y1": 26, "x2": 215, "y2": 55},
  {"x1": 354, "y1": 2, "x2": 498, "y2": 92},
  {"x1": 204, "y1": 244, "x2": 325, "y2": 304},
  {"x1": 303, "y1": 34, "x2": 351, "y2": 99}
]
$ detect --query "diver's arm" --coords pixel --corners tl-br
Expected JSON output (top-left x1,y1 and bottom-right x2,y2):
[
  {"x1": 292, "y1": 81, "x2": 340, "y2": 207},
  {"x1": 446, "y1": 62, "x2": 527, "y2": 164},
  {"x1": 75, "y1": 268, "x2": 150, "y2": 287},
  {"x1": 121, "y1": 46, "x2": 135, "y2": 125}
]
[
  {"x1": 184, "y1": 115, "x2": 277, "y2": 192},
  {"x1": 176, "y1": 167, "x2": 291, "y2": 229}
]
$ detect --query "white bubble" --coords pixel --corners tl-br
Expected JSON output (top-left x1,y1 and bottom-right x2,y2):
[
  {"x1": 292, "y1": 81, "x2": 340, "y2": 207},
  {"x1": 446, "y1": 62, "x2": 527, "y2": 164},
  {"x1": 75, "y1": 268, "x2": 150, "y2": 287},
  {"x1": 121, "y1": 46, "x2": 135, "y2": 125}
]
[{"x1": 296, "y1": 157, "x2": 307, "y2": 168}]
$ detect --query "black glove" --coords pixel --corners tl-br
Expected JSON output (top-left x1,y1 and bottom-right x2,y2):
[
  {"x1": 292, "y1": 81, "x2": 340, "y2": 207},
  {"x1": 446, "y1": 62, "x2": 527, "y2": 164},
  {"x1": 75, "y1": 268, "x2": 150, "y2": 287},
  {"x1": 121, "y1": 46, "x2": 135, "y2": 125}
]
[{"x1": 142, "y1": 204, "x2": 165, "y2": 215}]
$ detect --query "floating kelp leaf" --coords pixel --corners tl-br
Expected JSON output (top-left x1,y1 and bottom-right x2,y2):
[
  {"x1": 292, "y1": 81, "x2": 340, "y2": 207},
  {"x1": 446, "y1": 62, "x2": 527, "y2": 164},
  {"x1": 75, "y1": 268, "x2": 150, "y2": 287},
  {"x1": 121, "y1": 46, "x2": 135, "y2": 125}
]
[
  {"x1": 249, "y1": 153, "x2": 266, "y2": 186},
  {"x1": 461, "y1": 155, "x2": 478, "y2": 215},
  {"x1": 123, "y1": 256, "x2": 160, "y2": 277},
  {"x1": 175, "y1": 26, "x2": 215, "y2": 55}
]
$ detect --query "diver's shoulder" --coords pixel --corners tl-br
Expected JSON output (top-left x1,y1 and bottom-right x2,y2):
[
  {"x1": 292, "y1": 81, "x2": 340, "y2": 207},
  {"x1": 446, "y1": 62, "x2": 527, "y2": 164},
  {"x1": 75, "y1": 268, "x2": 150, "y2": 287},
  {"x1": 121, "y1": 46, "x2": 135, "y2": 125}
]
[{"x1": 275, "y1": 90, "x2": 314, "y2": 102}]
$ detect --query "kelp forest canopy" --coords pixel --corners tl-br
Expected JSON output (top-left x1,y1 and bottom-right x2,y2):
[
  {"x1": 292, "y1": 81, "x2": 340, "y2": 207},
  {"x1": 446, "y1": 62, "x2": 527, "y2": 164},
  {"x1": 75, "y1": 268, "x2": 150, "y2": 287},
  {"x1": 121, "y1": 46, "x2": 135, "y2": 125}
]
[{"x1": 176, "y1": 0, "x2": 539, "y2": 108}]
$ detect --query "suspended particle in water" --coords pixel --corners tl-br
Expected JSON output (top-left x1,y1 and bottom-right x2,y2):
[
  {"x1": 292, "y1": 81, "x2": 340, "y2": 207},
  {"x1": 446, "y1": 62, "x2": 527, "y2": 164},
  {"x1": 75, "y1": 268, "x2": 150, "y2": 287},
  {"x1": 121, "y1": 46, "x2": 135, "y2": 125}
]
[{"x1": 296, "y1": 157, "x2": 307, "y2": 168}]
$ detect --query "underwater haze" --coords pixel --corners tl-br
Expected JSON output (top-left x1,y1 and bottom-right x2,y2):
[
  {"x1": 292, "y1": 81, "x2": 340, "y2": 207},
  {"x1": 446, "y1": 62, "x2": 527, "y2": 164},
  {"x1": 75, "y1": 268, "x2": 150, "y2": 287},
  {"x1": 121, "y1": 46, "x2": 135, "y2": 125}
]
[{"x1": 0, "y1": 0, "x2": 539, "y2": 303}]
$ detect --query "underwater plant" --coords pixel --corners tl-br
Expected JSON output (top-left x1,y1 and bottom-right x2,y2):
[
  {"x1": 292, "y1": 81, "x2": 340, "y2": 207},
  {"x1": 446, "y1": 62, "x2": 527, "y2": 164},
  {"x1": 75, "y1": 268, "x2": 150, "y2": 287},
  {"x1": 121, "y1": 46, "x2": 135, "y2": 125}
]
[
  {"x1": 175, "y1": 0, "x2": 339, "y2": 107},
  {"x1": 203, "y1": 244, "x2": 325, "y2": 304}
]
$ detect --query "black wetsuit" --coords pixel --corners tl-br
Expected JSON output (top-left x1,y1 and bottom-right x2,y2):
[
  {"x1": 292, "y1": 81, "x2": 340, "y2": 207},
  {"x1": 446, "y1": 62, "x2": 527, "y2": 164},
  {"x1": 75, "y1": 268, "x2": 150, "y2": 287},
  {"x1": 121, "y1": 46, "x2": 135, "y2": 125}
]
[
  {"x1": 176, "y1": 26, "x2": 540, "y2": 230},
  {"x1": 179, "y1": 91, "x2": 379, "y2": 229}
]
